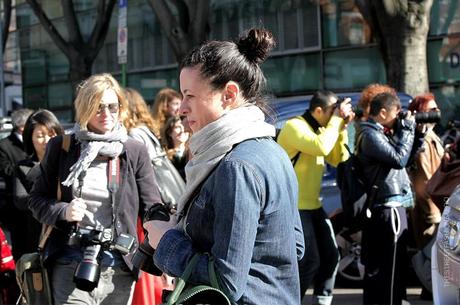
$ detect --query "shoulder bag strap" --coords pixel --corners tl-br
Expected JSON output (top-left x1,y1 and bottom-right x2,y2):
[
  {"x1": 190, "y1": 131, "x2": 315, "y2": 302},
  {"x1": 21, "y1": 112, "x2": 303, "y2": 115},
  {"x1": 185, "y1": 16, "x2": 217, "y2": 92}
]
[
  {"x1": 355, "y1": 133, "x2": 383, "y2": 206},
  {"x1": 291, "y1": 113, "x2": 320, "y2": 168},
  {"x1": 166, "y1": 254, "x2": 200, "y2": 305},
  {"x1": 38, "y1": 134, "x2": 71, "y2": 251},
  {"x1": 166, "y1": 253, "x2": 224, "y2": 305}
]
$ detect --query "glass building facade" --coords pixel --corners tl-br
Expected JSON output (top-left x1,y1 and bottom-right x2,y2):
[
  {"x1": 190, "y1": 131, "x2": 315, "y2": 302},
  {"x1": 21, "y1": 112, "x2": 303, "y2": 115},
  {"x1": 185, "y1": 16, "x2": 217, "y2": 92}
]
[{"x1": 6, "y1": 0, "x2": 460, "y2": 123}]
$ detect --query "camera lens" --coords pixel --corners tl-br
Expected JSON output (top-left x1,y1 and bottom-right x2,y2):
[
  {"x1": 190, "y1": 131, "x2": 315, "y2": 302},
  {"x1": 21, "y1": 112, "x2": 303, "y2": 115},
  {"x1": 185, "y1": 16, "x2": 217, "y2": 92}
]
[
  {"x1": 131, "y1": 240, "x2": 163, "y2": 275},
  {"x1": 73, "y1": 245, "x2": 101, "y2": 291},
  {"x1": 131, "y1": 203, "x2": 170, "y2": 275},
  {"x1": 414, "y1": 111, "x2": 441, "y2": 124}
]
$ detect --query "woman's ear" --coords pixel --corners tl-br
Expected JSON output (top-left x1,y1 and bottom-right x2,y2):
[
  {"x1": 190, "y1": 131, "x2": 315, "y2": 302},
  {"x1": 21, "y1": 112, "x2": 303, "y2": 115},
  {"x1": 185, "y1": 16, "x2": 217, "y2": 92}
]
[
  {"x1": 379, "y1": 108, "x2": 388, "y2": 120},
  {"x1": 223, "y1": 81, "x2": 240, "y2": 108}
]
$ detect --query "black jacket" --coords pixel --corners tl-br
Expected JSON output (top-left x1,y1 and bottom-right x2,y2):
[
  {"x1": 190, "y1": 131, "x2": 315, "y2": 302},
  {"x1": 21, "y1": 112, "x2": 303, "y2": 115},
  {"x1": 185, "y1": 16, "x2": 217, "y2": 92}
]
[
  {"x1": 29, "y1": 135, "x2": 162, "y2": 273},
  {"x1": 0, "y1": 132, "x2": 27, "y2": 200},
  {"x1": 356, "y1": 119, "x2": 415, "y2": 203}
]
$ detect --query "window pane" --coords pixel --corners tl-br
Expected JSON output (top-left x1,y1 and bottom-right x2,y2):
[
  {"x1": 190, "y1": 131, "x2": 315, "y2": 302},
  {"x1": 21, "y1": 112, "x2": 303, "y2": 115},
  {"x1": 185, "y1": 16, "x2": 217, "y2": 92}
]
[
  {"x1": 127, "y1": 69, "x2": 179, "y2": 104},
  {"x1": 282, "y1": 9, "x2": 299, "y2": 49},
  {"x1": 263, "y1": 53, "x2": 321, "y2": 95},
  {"x1": 427, "y1": 39, "x2": 460, "y2": 83},
  {"x1": 52, "y1": 109, "x2": 74, "y2": 123},
  {"x1": 324, "y1": 47, "x2": 386, "y2": 89},
  {"x1": 210, "y1": 0, "x2": 319, "y2": 52},
  {"x1": 321, "y1": 0, "x2": 371, "y2": 48},
  {"x1": 48, "y1": 83, "x2": 72, "y2": 108},
  {"x1": 431, "y1": 86, "x2": 460, "y2": 127},
  {"x1": 23, "y1": 86, "x2": 47, "y2": 109},
  {"x1": 21, "y1": 50, "x2": 47, "y2": 86},
  {"x1": 48, "y1": 51, "x2": 69, "y2": 82},
  {"x1": 430, "y1": 0, "x2": 460, "y2": 36}
]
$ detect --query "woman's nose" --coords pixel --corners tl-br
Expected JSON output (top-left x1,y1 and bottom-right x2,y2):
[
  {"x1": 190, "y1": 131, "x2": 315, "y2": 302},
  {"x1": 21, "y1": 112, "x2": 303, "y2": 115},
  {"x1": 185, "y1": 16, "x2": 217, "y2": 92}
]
[{"x1": 179, "y1": 101, "x2": 188, "y2": 115}]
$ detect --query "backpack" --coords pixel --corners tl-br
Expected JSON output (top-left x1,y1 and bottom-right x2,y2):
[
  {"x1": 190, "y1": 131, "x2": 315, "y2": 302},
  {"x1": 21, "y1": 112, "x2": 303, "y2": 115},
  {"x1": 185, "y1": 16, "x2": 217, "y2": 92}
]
[
  {"x1": 336, "y1": 142, "x2": 381, "y2": 231},
  {"x1": 134, "y1": 127, "x2": 185, "y2": 209}
]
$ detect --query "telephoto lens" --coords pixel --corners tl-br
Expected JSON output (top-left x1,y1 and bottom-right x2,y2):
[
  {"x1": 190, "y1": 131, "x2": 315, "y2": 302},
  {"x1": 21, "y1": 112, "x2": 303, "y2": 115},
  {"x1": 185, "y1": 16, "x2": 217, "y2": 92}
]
[
  {"x1": 73, "y1": 244, "x2": 102, "y2": 291},
  {"x1": 131, "y1": 203, "x2": 171, "y2": 275},
  {"x1": 414, "y1": 111, "x2": 441, "y2": 124}
]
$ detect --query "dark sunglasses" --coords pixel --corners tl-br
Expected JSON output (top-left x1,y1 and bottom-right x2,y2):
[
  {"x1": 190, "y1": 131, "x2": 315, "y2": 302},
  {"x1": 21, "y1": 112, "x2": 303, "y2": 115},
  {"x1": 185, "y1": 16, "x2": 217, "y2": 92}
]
[{"x1": 97, "y1": 103, "x2": 119, "y2": 114}]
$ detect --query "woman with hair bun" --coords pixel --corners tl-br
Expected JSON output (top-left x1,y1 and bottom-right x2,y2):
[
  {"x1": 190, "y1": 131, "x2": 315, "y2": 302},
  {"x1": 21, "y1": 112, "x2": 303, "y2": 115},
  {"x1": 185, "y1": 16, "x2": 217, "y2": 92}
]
[{"x1": 144, "y1": 28, "x2": 304, "y2": 304}]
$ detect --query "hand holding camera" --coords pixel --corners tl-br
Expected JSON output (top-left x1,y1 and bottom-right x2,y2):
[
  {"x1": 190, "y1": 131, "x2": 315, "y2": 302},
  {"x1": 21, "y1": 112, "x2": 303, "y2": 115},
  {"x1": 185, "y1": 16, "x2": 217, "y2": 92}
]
[
  {"x1": 64, "y1": 198, "x2": 87, "y2": 222},
  {"x1": 143, "y1": 212, "x2": 178, "y2": 250},
  {"x1": 333, "y1": 97, "x2": 355, "y2": 124},
  {"x1": 131, "y1": 203, "x2": 175, "y2": 275}
]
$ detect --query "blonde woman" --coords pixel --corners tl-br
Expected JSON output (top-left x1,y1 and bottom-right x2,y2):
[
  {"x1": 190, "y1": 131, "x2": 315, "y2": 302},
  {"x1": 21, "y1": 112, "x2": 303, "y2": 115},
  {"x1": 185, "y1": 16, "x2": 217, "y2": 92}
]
[
  {"x1": 29, "y1": 74, "x2": 162, "y2": 305},
  {"x1": 151, "y1": 87, "x2": 182, "y2": 136}
]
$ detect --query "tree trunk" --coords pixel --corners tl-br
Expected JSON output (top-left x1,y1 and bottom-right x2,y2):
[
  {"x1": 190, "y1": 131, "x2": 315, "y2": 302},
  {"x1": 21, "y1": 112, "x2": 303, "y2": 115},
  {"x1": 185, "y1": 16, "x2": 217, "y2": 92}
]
[
  {"x1": 149, "y1": 0, "x2": 209, "y2": 63},
  {"x1": 372, "y1": 0, "x2": 433, "y2": 96},
  {"x1": 383, "y1": 26, "x2": 429, "y2": 97},
  {"x1": 68, "y1": 54, "x2": 92, "y2": 95}
]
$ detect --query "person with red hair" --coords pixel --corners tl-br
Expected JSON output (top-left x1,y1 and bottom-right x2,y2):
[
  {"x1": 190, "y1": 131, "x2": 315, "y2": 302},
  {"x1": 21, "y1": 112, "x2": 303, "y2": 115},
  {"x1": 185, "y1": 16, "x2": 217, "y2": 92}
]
[
  {"x1": 407, "y1": 93, "x2": 444, "y2": 299},
  {"x1": 358, "y1": 83, "x2": 397, "y2": 121}
]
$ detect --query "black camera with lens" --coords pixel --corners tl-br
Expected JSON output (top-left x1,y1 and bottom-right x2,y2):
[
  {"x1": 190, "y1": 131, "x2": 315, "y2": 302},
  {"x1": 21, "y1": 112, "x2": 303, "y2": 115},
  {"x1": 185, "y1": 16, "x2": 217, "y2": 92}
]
[
  {"x1": 131, "y1": 203, "x2": 172, "y2": 275},
  {"x1": 68, "y1": 225, "x2": 135, "y2": 291},
  {"x1": 398, "y1": 110, "x2": 441, "y2": 124}
]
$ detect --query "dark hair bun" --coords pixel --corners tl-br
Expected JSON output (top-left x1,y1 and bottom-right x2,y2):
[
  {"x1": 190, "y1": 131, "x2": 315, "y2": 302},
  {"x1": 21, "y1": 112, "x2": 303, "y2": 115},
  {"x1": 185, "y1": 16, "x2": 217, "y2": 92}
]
[{"x1": 237, "y1": 28, "x2": 275, "y2": 64}]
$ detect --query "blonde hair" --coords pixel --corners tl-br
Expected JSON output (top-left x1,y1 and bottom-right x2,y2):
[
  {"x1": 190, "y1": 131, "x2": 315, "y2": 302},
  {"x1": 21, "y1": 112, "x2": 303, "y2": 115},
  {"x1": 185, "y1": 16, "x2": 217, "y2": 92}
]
[
  {"x1": 151, "y1": 88, "x2": 182, "y2": 135},
  {"x1": 74, "y1": 73, "x2": 127, "y2": 129},
  {"x1": 123, "y1": 88, "x2": 157, "y2": 135}
]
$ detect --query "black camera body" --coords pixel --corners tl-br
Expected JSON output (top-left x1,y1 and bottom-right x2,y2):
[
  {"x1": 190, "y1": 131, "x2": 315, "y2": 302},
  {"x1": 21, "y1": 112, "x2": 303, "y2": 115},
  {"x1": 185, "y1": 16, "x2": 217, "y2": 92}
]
[
  {"x1": 68, "y1": 225, "x2": 135, "y2": 291},
  {"x1": 131, "y1": 203, "x2": 171, "y2": 275},
  {"x1": 398, "y1": 110, "x2": 441, "y2": 124}
]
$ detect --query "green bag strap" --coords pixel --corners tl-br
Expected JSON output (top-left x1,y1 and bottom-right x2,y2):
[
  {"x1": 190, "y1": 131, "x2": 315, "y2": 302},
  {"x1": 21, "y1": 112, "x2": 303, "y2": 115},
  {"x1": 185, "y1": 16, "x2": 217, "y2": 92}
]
[
  {"x1": 208, "y1": 255, "x2": 220, "y2": 288},
  {"x1": 166, "y1": 253, "x2": 222, "y2": 305}
]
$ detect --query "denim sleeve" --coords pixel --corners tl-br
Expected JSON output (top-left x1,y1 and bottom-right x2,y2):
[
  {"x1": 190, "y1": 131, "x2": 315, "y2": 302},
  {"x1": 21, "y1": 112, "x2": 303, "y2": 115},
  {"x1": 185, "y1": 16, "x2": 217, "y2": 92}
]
[{"x1": 154, "y1": 159, "x2": 263, "y2": 302}]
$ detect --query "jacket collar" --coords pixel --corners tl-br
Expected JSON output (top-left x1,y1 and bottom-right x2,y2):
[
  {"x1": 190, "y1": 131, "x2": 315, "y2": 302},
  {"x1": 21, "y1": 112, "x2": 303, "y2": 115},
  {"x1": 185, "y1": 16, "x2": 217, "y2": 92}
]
[
  {"x1": 360, "y1": 119, "x2": 385, "y2": 132},
  {"x1": 301, "y1": 111, "x2": 321, "y2": 133}
]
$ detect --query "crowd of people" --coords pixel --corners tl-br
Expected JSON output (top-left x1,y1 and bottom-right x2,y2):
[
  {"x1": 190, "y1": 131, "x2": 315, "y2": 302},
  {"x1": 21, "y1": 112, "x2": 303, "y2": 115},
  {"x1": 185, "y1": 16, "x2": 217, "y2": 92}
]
[{"x1": 0, "y1": 26, "x2": 458, "y2": 305}]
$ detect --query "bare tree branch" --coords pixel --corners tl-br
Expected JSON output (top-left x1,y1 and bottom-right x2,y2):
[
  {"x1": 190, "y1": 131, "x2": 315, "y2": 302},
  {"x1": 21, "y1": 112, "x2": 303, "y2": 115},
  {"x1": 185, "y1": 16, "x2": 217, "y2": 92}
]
[
  {"x1": 88, "y1": 0, "x2": 116, "y2": 57},
  {"x1": 149, "y1": 0, "x2": 184, "y2": 57},
  {"x1": 172, "y1": 0, "x2": 189, "y2": 31},
  {"x1": 2, "y1": 0, "x2": 11, "y2": 53},
  {"x1": 190, "y1": 0, "x2": 209, "y2": 44},
  {"x1": 61, "y1": 0, "x2": 83, "y2": 46},
  {"x1": 26, "y1": 0, "x2": 70, "y2": 57}
]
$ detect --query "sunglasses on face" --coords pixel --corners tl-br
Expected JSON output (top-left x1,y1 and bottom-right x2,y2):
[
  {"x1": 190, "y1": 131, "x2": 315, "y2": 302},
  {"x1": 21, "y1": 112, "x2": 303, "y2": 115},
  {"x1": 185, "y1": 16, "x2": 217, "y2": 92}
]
[{"x1": 97, "y1": 103, "x2": 119, "y2": 114}]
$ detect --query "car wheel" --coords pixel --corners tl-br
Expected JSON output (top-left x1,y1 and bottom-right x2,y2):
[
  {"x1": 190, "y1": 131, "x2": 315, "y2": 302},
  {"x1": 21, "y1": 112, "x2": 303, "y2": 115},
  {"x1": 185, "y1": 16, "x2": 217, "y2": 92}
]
[{"x1": 335, "y1": 227, "x2": 365, "y2": 286}]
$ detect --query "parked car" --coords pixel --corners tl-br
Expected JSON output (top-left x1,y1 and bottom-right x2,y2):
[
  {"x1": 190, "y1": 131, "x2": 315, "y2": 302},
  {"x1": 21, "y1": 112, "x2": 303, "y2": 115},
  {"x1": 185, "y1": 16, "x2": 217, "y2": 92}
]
[{"x1": 269, "y1": 92, "x2": 412, "y2": 285}]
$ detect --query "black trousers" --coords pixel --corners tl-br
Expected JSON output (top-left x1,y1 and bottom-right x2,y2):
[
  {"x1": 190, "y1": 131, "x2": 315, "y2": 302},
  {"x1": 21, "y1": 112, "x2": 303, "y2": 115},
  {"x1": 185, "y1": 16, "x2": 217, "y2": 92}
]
[{"x1": 361, "y1": 206, "x2": 409, "y2": 305}]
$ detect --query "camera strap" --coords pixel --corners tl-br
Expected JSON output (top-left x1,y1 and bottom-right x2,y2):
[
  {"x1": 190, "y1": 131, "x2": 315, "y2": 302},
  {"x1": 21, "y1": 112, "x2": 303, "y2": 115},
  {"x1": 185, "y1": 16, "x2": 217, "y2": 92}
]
[{"x1": 108, "y1": 157, "x2": 120, "y2": 193}]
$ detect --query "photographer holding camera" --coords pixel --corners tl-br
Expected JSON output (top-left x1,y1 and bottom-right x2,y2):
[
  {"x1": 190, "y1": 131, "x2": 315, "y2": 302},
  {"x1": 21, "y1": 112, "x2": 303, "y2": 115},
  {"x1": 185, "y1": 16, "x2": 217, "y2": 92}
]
[
  {"x1": 356, "y1": 92, "x2": 415, "y2": 305},
  {"x1": 29, "y1": 74, "x2": 162, "y2": 305},
  {"x1": 277, "y1": 90, "x2": 354, "y2": 305},
  {"x1": 407, "y1": 94, "x2": 444, "y2": 248}
]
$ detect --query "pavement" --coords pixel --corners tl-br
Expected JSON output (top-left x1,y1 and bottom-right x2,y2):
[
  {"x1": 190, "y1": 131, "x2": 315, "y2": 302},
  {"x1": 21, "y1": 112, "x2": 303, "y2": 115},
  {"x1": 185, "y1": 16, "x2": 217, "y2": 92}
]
[{"x1": 302, "y1": 287, "x2": 434, "y2": 305}]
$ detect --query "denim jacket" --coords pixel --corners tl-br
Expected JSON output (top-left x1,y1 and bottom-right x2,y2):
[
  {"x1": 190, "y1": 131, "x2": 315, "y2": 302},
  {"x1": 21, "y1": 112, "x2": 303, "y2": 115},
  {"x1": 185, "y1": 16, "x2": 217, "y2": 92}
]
[{"x1": 154, "y1": 137, "x2": 304, "y2": 305}]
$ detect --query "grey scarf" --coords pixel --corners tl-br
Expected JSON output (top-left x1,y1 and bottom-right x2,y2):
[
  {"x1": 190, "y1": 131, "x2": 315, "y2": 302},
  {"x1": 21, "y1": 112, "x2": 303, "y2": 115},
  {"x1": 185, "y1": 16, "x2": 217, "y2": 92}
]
[
  {"x1": 61, "y1": 122, "x2": 128, "y2": 187},
  {"x1": 178, "y1": 105, "x2": 275, "y2": 214}
]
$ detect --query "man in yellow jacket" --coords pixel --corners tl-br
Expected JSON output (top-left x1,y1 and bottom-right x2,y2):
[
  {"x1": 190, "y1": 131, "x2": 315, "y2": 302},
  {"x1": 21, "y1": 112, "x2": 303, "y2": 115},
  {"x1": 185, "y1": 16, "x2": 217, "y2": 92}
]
[{"x1": 277, "y1": 90, "x2": 354, "y2": 305}]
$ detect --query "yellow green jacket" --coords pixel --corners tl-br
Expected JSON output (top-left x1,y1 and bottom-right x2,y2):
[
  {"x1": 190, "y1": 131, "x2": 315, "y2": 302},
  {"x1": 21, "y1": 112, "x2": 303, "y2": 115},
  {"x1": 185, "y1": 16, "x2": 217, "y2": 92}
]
[{"x1": 277, "y1": 115, "x2": 349, "y2": 210}]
